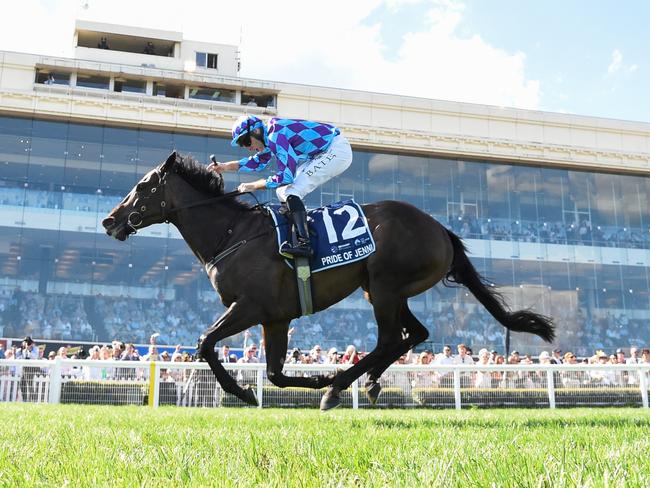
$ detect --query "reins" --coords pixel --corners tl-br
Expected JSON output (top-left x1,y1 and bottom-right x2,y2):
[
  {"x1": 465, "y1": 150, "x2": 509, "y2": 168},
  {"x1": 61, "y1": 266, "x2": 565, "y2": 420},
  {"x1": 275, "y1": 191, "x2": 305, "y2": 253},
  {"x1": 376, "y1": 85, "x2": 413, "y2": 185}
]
[
  {"x1": 162, "y1": 189, "x2": 257, "y2": 219},
  {"x1": 129, "y1": 166, "x2": 280, "y2": 269}
]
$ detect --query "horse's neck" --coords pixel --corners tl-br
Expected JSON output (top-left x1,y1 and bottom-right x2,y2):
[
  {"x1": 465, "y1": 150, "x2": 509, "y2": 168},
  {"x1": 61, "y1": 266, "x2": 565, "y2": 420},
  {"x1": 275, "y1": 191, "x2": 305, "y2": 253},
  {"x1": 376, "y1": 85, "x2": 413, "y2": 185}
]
[{"x1": 169, "y1": 186, "x2": 242, "y2": 265}]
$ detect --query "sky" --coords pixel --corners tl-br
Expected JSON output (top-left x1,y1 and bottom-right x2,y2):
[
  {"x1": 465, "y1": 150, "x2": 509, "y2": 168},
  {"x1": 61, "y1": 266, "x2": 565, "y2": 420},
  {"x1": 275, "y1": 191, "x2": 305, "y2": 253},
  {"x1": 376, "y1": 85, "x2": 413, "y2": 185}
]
[{"x1": 1, "y1": 0, "x2": 649, "y2": 123}]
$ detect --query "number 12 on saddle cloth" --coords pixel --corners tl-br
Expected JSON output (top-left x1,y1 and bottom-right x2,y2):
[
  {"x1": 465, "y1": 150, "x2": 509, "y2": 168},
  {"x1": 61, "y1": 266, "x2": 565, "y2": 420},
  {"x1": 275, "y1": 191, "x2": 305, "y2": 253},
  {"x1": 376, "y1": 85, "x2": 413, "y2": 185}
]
[{"x1": 268, "y1": 199, "x2": 376, "y2": 272}]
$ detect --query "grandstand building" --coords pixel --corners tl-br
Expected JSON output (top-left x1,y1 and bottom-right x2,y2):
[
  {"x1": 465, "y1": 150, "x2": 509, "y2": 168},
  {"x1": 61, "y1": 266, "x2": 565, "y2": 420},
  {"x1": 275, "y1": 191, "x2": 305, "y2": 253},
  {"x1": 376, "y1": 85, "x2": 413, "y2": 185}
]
[{"x1": 1, "y1": 20, "x2": 650, "y2": 355}]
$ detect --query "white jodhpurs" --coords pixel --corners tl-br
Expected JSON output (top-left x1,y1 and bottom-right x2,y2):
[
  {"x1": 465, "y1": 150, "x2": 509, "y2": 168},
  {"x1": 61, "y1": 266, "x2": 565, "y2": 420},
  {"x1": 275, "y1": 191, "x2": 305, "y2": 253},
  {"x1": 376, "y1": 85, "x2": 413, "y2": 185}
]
[{"x1": 275, "y1": 135, "x2": 352, "y2": 203}]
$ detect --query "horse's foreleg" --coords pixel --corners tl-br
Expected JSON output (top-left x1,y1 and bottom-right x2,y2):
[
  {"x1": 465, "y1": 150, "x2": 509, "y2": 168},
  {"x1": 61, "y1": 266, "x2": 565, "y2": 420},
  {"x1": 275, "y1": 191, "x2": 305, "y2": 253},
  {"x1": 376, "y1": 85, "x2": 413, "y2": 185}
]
[
  {"x1": 198, "y1": 301, "x2": 259, "y2": 406},
  {"x1": 263, "y1": 321, "x2": 335, "y2": 389}
]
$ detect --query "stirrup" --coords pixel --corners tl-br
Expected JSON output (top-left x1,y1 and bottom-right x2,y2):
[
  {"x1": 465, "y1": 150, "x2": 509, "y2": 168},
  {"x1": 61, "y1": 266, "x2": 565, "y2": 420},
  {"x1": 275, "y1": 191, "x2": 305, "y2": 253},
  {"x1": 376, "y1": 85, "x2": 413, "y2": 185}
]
[{"x1": 280, "y1": 240, "x2": 313, "y2": 259}]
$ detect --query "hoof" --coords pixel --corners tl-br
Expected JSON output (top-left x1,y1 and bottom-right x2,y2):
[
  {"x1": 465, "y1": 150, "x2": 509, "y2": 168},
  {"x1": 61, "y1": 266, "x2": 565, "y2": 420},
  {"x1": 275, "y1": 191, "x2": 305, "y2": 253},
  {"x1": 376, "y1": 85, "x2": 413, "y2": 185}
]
[
  {"x1": 320, "y1": 387, "x2": 341, "y2": 412},
  {"x1": 241, "y1": 385, "x2": 258, "y2": 406},
  {"x1": 365, "y1": 381, "x2": 382, "y2": 405}
]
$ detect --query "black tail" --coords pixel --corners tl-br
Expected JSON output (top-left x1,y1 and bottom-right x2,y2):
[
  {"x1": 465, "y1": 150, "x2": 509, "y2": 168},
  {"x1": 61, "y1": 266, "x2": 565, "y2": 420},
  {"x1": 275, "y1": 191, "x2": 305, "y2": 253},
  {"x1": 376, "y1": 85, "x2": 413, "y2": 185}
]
[{"x1": 444, "y1": 229, "x2": 555, "y2": 343}]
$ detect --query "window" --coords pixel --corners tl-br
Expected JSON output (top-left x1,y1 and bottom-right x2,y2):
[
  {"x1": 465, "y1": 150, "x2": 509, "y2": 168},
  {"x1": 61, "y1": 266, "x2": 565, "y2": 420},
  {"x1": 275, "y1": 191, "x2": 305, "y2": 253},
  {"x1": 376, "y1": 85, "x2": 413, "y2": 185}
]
[
  {"x1": 76, "y1": 74, "x2": 110, "y2": 90},
  {"x1": 35, "y1": 70, "x2": 70, "y2": 86},
  {"x1": 195, "y1": 52, "x2": 218, "y2": 70},
  {"x1": 153, "y1": 82, "x2": 184, "y2": 99},
  {"x1": 188, "y1": 86, "x2": 235, "y2": 103},
  {"x1": 241, "y1": 93, "x2": 276, "y2": 108},
  {"x1": 114, "y1": 78, "x2": 146, "y2": 94}
]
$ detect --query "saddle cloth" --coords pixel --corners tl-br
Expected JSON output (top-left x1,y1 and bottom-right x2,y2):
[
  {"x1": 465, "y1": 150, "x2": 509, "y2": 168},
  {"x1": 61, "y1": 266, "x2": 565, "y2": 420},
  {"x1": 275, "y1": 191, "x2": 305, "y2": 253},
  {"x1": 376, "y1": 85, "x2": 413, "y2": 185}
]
[{"x1": 268, "y1": 199, "x2": 376, "y2": 273}]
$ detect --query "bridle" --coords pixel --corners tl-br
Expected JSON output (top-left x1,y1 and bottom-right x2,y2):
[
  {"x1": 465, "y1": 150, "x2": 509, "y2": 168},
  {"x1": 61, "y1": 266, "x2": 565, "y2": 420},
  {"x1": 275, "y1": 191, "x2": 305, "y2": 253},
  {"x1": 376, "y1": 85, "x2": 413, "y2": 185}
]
[
  {"x1": 125, "y1": 165, "x2": 260, "y2": 236},
  {"x1": 126, "y1": 167, "x2": 169, "y2": 233}
]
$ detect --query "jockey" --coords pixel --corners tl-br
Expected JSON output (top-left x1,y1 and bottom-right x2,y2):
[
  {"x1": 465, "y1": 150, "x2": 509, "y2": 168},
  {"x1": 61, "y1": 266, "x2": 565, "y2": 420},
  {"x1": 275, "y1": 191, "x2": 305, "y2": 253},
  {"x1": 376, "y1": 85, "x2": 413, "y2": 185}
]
[{"x1": 209, "y1": 115, "x2": 353, "y2": 258}]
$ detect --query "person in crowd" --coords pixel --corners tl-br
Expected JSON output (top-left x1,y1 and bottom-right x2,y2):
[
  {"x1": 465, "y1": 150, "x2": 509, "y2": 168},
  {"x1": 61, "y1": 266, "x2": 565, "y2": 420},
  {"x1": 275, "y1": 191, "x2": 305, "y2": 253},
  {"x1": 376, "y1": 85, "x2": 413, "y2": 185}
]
[
  {"x1": 560, "y1": 351, "x2": 585, "y2": 388},
  {"x1": 589, "y1": 351, "x2": 615, "y2": 386},
  {"x1": 489, "y1": 350, "x2": 498, "y2": 363},
  {"x1": 97, "y1": 37, "x2": 110, "y2": 49},
  {"x1": 341, "y1": 345, "x2": 360, "y2": 365},
  {"x1": 410, "y1": 351, "x2": 436, "y2": 388},
  {"x1": 435, "y1": 345, "x2": 455, "y2": 387},
  {"x1": 503, "y1": 351, "x2": 525, "y2": 388},
  {"x1": 310, "y1": 345, "x2": 326, "y2": 364},
  {"x1": 435, "y1": 345, "x2": 455, "y2": 365},
  {"x1": 193, "y1": 361, "x2": 217, "y2": 408},
  {"x1": 473, "y1": 348, "x2": 492, "y2": 388},
  {"x1": 627, "y1": 347, "x2": 640, "y2": 364},
  {"x1": 641, "y1": 348, "x2": 650, "y2": 364},
  {"x1": 454, "y1": 343, "x2": 473, "y2": 387},
  {"x1": 325, "y1": 347, "x2": 339, "y2": 364},
  {"x1": 143, "y1": 41, "x2": 155, "y2": 55},
  {"x1": 533, "y1": 351, "x2": 553, "y2": 387},
  {"x1": 551, "y1": 348, "x2": 563, "y2": 364},
  {"x1": 112, "y1": 341, "x2": 124, "y2": 360},
  {"x1": 454, "y1": 343, "x2": 474, "y2": 365},
  {"x1": 237, "y1": 345, "x2": 260, "y2": 385},
  {"x1": 121, "y1": 343, "x2": 139, "y2": 361},
  {"x1": 257, "y1": 337, "x2": 267, "y2": 363},
  {"x1": 490, "y1": 354, "x2": 505, "y2": 387},
  {"x1": 142, "y1": 345, "x2": 159, "y2": 361},
  {"x1": 615, "y1": 348, "x2": 626, "y2": 364},
  {"x1": 1, "y1": 348, "x2": 17, "y2": 374},
  {"x1": 208, "y1": 114, "x2": 353, "y2": 258},
  {"x1": 238, "y1": 345, "x2": 259, "y2": 364},
  {"x1": 287, "y1": 348, "x2": 303, "y2": 364},
  {"x1": 83, "y1": 346, "x2": 102, "y2": 380},
  {"x1": 16, "y1": 336, "x2": 40, "y2": 402},
  {"x1": 219, "y1": 344, "x2": 230, "y2": 363}
]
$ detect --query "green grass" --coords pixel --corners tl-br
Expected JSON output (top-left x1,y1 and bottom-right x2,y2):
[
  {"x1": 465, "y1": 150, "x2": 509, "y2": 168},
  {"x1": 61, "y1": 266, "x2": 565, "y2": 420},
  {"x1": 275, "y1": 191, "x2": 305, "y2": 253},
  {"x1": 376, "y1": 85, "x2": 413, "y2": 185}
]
[{"x1": 1, "y1": 405, "x2": 649, "y2": 487}]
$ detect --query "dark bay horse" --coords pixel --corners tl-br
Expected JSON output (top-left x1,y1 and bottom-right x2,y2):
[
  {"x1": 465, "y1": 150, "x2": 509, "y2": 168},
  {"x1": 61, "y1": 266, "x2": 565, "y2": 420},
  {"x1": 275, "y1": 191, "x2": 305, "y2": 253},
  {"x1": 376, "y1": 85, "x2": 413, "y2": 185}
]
[{"x1": 102, "y1": 152, "x2": 554, "y2": 410}]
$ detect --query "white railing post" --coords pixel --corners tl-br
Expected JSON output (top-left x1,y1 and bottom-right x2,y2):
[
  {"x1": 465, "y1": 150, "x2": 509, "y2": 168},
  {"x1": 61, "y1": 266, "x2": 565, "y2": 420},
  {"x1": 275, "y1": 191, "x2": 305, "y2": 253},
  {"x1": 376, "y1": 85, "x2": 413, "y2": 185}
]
[
  {"x1": 640, "y1": 366, "x2": 649, "y2": 409},
  {"x1": 546, "y1": 367, "x2": 556, "y2": 409},
  {"x1": 256, "y1": 366, "x2": 264, "y2": 409},
  {"x1": 352, "y1": 378, "x2": 359, "y2": 410},
  {"x1": 453, "y1": 368, "x2": 461, "y2": 410},
  {"x1": 48, "y1": 358, "x2": 63, "y2": 404},
  {"x1": 149, "y1": 362, "x2": 161, "y2": 408}
]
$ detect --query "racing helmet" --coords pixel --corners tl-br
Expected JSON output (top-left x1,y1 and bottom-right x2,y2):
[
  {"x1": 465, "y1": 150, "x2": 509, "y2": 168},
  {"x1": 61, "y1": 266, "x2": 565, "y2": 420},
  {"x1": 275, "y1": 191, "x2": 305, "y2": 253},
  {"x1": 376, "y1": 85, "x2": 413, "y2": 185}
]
[{"x1": 231, "y1": 115, "x2": 264, "y2": 147}]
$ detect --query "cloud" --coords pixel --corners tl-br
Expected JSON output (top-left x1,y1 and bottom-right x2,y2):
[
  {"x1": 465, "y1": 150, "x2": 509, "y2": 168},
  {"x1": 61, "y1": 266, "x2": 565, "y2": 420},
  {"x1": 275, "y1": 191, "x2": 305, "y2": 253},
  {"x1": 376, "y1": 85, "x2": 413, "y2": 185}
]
[
  {"x1": 607, "y1": 48, "x2": 638, "y2": 76},
  {"x1": 0, "y1": 0, "x2": 540, "y2": 110},
  {"x1": 608, "y1": 49, "x2": 623, "y2": 74}
]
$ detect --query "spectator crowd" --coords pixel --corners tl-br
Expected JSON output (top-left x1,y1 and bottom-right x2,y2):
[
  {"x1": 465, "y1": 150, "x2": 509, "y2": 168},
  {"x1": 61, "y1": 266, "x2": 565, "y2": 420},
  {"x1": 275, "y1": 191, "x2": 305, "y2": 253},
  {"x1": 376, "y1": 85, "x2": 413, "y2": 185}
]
[
  {"x1": 2, "y1": 330, "x2": 649, "y2": 404},
  {"x1": 2, "y1": 286, "x2": 650, "y2": 363}
]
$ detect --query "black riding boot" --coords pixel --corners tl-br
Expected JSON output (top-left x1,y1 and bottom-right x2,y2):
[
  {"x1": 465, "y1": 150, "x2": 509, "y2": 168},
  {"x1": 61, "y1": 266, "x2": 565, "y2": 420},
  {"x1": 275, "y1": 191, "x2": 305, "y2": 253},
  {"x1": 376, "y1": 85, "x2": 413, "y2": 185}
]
[{"x1": 280, "y1": 195, "x2": 313, "y2": 258}]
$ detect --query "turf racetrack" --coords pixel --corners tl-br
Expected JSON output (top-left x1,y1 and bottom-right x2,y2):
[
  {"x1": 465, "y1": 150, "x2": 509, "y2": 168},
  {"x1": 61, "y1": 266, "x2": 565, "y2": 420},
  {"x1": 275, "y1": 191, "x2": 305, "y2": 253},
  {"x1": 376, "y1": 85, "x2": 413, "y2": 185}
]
[{"x1": 2, "y1": 404, "x2": 649, "y2": 486}]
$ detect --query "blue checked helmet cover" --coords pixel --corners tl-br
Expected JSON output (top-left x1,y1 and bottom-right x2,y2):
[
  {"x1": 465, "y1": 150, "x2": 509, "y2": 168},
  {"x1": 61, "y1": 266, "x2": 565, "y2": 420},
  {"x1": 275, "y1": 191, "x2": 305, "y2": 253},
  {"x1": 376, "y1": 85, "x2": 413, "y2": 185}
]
[{"x1": 231, "y1": 115, "x2": 263, "y2": 147}]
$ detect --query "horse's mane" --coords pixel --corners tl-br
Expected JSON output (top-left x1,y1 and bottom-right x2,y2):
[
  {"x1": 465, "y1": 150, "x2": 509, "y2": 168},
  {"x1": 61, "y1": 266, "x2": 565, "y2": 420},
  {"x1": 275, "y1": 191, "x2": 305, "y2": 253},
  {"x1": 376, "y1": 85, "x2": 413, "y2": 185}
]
[{"x1": 171, "y1": 153, "x2": 252, "y2": 210}]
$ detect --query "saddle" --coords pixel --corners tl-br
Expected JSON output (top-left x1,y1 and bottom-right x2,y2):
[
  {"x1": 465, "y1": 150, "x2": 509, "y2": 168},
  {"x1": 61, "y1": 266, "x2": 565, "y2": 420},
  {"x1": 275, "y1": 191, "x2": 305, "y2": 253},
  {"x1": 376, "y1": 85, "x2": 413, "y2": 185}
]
[{"x1": 268, "y1": 199, "x2": 376, "y2": 316}]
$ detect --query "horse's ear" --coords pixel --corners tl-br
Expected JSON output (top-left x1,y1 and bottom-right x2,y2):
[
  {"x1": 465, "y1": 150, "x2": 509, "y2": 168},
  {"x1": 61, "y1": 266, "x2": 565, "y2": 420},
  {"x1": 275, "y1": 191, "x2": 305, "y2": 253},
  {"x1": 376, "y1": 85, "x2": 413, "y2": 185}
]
[{"x1": 161, "y1": 151, "x2": 177, "y2": 172}]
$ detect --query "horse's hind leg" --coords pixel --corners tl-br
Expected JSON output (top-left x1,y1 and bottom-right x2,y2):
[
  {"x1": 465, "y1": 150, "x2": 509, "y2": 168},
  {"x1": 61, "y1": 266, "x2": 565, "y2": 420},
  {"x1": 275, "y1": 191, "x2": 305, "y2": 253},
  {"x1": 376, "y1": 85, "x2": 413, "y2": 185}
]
[
  {"x1": 364, "y1": 303, "x2": 429, "y2": 404},
  {"x1": 320, "y1": 295, "x2": 404, "y2": 411},
  {"x1": 263, "y1": 321, "x2": 336, "y2": 389}
]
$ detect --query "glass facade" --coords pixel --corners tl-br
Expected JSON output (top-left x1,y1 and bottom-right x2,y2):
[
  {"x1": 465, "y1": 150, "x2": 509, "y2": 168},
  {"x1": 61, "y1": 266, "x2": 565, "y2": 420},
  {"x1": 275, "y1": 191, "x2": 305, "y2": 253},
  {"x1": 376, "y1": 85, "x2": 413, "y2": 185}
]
[{"x1": 1, "y1": 114, "x2": 649, "y2": 355}]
